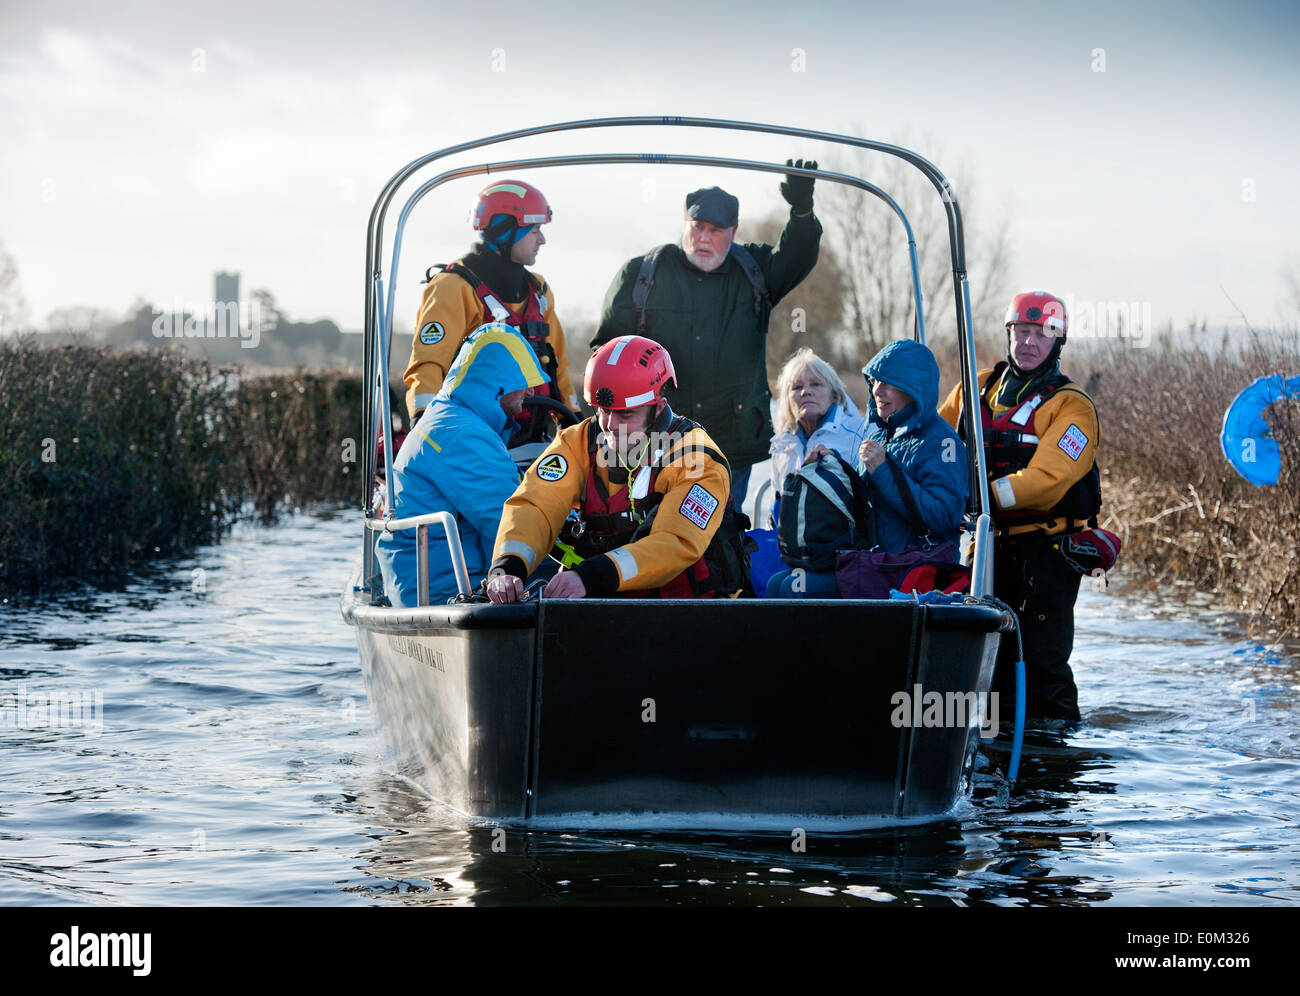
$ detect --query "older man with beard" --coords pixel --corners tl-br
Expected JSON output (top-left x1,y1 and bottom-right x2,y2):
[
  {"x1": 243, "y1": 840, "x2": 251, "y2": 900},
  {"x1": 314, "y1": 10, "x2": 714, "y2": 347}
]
[{"x1": 591, "y1": 161, "x2": 823, "y2": 504}]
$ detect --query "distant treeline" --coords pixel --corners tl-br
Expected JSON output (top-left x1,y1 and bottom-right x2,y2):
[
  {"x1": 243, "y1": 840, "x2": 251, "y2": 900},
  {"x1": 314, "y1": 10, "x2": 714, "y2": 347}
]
[
  {"x1": 38, "y1": 290, "x2": 360, "y2": 370},
  {"x1": 0, "y1": 339, "x2": 362, "y2": 597}
]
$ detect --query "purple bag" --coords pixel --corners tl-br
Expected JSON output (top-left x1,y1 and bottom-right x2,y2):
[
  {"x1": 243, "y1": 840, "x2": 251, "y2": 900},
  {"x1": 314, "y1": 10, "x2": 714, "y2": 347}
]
[{"x1": 835, "y1": 541, "x2": 959, "y2": 599}]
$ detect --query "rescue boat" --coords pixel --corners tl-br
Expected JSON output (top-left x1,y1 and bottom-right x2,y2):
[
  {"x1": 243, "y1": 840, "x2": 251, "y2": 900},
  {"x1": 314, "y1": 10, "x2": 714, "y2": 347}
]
[{"x1": 341, "y1": 117, "x2": 1015, "y2": 827}]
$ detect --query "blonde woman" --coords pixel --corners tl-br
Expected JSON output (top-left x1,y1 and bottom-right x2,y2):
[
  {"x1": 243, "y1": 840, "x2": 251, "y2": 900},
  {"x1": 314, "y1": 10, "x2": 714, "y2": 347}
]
[{"x1": 768, "y1": 348, "x2": 865, "y2": 503}]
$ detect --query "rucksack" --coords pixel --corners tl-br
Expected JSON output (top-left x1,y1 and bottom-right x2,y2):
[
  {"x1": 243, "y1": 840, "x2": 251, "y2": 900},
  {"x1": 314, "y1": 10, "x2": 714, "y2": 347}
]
[{"x1": 776, "y1": 453, "x2": 876, "y2": 572}]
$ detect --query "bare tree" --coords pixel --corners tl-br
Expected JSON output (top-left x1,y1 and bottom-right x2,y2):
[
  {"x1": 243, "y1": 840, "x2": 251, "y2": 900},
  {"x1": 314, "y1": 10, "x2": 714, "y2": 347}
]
[
  {"x1": 45, "y1": 306, "x2": 113, "y2": 338},
  {"x1": 0, "y1": 240, "x2": 28, "y2": 335},
  {"x1": 746, "y1": 212, "x2": 851, "y2": 384},
  {"x1": 817, "y1": 136, "x2": 1013, "y2": 369},
  {"x1": 249, "y1": 288, "x2": 283, "y2": 333},
  {"x1": 1285, "y1": 262, "x2": 1300, "y2": 321}
]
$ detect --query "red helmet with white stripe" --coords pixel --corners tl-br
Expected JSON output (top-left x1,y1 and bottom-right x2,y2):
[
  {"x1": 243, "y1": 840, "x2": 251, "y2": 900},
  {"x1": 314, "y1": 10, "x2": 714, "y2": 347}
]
[
  {"x1": 1005, "y1": 290, "x2": 1068, "y2": 338},
  {"x1": 584, "y1": 336, "x2": 677, "y2": 410},
  {"x1": 471, "y1": 180, "x2": 552, "y2": 230}
]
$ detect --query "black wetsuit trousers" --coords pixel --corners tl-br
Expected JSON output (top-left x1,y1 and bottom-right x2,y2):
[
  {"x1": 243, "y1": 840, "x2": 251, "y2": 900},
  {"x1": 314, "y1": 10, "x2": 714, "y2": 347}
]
[{"x1": 992, "y1": 531, "x2": 1083, "y2": 721}]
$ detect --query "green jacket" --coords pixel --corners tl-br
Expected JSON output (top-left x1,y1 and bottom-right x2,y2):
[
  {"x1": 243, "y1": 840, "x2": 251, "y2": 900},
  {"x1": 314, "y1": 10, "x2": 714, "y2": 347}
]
[{"x1": 592, "y1": 211, "x2": 823, "y2": 469}]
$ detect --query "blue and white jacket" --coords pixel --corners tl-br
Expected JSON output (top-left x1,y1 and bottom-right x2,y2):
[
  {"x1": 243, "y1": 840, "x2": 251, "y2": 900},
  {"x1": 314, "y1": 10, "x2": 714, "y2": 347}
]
[
  {"x1": 377, "y1": 323, "x2": 549, "y2": 607},
  {"x1": 768, "y1": 400, "x2": 866, "y2": 502}
]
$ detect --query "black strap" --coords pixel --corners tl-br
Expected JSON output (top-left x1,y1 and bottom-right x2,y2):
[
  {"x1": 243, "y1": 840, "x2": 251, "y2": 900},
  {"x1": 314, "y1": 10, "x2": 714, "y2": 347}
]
[
  {"x1": 632, "y1": 246, "x2": 670, "y2": 334},
  {"x1": 727, "y1": 243, "x2": 771, "y2": 317},
  {"x1": 956, "y1": 361, "x2": 1007, "y2": 443},
  {"x1": 987, "y1": 428, "x2": 1040, "y2": 446},
  {"x1": 631, "y1": 243, "x2": 771, "y2": 335},
  {"x1": 884, "y1": 454, "x2": 934, "y2": 549},
  {"x1": 424, "y1": 260, "x2": 546, "y2": 296}
]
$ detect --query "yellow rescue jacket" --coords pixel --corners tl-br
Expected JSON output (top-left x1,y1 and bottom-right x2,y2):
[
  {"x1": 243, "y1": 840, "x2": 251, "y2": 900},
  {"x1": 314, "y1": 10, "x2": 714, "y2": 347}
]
[
  {"x1": 938, "y1": 366, "x2": 1100, "y2": 537},
  {"x1": 492, "y1": 413, "x2": 731, "y2": 596},
  {"x1": 403, "y1": 264, "x2": 577, "y2": 418}
]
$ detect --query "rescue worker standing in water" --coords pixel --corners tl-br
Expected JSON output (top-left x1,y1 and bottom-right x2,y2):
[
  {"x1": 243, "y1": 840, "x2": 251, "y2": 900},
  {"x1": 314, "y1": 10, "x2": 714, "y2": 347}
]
[
  {"x1": 486, "y1": 336, "x2": 747, "y2": 602},
  {"x1": 402, "y1": 179, "x2": 578, "y2": 422},
  {"x1": 938, "y1": 291, "x2": 1102, "y2": 722}
]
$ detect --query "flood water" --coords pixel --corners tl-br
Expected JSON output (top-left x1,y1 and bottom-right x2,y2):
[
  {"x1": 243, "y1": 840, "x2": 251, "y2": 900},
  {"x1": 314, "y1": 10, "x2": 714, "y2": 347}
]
[{"x1": 2, "y1": 509, "x2": 1298, "y2": 907}]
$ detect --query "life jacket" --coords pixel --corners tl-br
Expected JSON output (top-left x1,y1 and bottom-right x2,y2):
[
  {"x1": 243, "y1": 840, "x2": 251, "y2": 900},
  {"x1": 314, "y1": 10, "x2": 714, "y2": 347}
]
[
  {"x1": 632, "y1": 243, "x2": 771, "y2": 334},
  {"x1": 958, "y1": 361, "x2": 1102, "y2": 529},
  {"x1": 559, "y1": 418, "x2": 754, "y2": 597},
  {"x1": 425, "y1": 261, "x2": 564, "y2": 406}
]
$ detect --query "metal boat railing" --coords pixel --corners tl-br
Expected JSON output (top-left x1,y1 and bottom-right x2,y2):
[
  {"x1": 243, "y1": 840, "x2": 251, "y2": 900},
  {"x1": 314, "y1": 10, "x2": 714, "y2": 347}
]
[
  {"x1": 366, "y1": 511, "x2": 472, "y2": 605},
  {"x1": 360, "y1": 117, "x2": 994, "y2": 602}
]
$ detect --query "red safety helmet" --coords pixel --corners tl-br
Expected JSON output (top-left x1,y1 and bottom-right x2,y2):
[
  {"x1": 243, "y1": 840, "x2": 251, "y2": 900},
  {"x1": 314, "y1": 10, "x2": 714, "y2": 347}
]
[
  {"x1": 1004, "y1": 290, "x2": 1067, "y2": 338},
  {"x1": 470, "y1": 179, "x2": 552, "y2": 230},
  {"x1": 584, "y1": 336, "x2": 677, "y2": 410}
]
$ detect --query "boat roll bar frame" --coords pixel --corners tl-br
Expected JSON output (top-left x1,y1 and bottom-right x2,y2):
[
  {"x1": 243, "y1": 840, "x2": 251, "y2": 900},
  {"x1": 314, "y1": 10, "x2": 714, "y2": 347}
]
[
  {"x1": 365, "y1": 511, "x2": 473, "y2": 605},
  {"x1": 361, "y1": 116, "x2": 994, "y2": 602}
]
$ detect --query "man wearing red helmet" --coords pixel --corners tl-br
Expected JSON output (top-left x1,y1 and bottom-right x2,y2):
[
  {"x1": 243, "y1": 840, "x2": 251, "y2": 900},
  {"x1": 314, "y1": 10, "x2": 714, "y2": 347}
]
[
  {"x1": 938, "y1": 291, "x2": 1102, "y2": 722},
  {"x1": 402, "y1": 179, "x2": 578, "y2": 423},
  {"x1": 485, "y1": 335, "x2": 749, "y2": 602}
]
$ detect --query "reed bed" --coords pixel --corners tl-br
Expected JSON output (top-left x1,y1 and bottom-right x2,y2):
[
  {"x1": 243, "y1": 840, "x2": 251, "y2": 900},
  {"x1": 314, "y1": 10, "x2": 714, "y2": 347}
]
[{"x1": 1074, "y1": 331, "x2": 1300, "y2": 635}]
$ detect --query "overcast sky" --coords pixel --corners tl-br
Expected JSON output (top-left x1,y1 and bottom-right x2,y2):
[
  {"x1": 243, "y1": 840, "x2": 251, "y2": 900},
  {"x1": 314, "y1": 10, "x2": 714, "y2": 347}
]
[{"x1": 2, "y1": 0, "x2": 1298, "y2": 345}]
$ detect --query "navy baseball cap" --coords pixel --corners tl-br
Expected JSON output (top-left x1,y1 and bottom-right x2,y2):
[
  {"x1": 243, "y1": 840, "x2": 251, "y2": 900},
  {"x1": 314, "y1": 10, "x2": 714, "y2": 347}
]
[{"x1": 684, "y1": 187, "x2": 739, "y2": 228}]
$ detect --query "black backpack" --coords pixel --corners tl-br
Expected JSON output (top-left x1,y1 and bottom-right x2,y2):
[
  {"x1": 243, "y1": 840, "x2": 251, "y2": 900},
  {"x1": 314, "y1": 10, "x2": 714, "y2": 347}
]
[{"x1": 777, "y1": 453, "x2": 877, "y2": 571}]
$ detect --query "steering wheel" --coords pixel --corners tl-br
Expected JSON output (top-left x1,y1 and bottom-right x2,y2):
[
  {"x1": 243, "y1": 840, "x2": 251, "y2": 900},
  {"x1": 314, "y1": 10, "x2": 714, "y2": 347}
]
[
  {"x1": 511, "y1": 395, "x2": 581, "y2": 447},
  {"x1": 523, "y1": 395, "x2": 581, "y2": 429}
]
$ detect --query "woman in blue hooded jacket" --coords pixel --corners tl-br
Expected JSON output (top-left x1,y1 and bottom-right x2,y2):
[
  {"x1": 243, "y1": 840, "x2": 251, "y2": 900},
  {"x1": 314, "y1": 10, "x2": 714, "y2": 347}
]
[
  {"x1": 857, "y1": 338, "x2": 968, "y2": 552},
  {"x1": 768, "y1": 338, "x2": 966, "y2": 597},
  {"x1": 377, "y1": 323, "x2": 550, "y2": 607}
]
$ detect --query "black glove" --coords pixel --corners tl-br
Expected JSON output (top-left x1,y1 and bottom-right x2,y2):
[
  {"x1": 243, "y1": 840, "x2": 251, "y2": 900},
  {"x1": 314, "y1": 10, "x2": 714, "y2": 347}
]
[{"x1": 780, "y1": 158, "x2": 817, "y2": 214}]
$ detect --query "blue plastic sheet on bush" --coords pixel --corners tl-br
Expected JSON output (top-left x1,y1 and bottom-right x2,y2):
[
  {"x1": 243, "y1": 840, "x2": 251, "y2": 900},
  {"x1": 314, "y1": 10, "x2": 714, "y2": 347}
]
[{"x1": 1220, "y1": 374, "x2": 1300, "y2": 487}]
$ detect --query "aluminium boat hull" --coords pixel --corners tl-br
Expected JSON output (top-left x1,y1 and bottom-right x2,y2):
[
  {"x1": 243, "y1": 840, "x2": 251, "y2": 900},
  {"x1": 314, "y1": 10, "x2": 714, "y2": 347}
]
[{"x1": 343, "y1": 583, "x2": 1007, "y2": 826}]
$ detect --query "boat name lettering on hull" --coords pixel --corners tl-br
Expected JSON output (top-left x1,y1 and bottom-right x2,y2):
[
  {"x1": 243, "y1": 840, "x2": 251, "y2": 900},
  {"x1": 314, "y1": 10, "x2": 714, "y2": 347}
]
[{"x1": 386, "y1": 635, "x2": 445, "y2": 672}]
